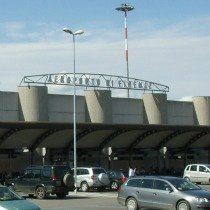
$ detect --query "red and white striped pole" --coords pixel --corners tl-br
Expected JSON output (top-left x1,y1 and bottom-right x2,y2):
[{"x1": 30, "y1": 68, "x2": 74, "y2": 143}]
[
  {"x1": 116, "y1": 3, "x2": 134, "y2": 98},
  {"x1": 124, "y1": 11, "x2": 129, "y2": 97}
]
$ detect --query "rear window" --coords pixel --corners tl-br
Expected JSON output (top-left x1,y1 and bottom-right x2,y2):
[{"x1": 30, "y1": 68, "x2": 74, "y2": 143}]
[
  {"x1": 53, "y1": 166, "x2": 70, "y2": 178},
  {"x1": 127, "y1": 178, "x2": 141, "y2": 187},
  {"x1": 92, "y1": 168, "x2": 106, "y2": 174}
]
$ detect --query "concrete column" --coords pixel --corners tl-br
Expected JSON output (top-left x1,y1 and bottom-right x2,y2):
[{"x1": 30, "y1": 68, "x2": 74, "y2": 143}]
[
  {"x1": 84, "y1": 90, "x2": 112, "y2": 123},
  {"x1": 193, "y1": 96, "x2": 210, "y2": 125},
  {"x1": 143, "y1": 93, "x2": 167, "y2": 124},
  {"x1": 18, "y1": 86, "x2": 48, "y2": 121}
]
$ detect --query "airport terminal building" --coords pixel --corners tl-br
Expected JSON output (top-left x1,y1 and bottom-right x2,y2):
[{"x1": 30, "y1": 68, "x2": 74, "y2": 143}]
[{"x1": 1, "y1": 73, "x2": 210, "y2": 174}]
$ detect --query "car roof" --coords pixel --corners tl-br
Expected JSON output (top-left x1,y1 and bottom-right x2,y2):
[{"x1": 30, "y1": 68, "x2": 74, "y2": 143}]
[
  {"x1": 128, "y1": 175, "x2": 183, "y2": 181},
  {"x1": 187, "y1": 163, "x2": 209, "y2": 166},
  {"x1": 26, "y1": 164, "x2": 70, "y2": 169},
  {"x1": 74, "y1": 167, "x2": 105, "y2": 169},
  {"x1": 185, "y1": 164, "x2": 210, "y2": 168}
]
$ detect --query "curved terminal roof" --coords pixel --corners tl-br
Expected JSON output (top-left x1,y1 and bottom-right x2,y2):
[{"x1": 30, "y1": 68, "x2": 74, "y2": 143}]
[{"x1": 0, "y1": 122, "x2": 210, "y2": 152}]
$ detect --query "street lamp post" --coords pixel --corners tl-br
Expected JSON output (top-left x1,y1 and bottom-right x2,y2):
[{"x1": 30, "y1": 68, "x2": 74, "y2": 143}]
[
  {"x1": 63, "y1": 27, "x2": 84, "y2": 193},
  {"x1": 116, "y1": 3, "x2": 134, "y2": 98}
]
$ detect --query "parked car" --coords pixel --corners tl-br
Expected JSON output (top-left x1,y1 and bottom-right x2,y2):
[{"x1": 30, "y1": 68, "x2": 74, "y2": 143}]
[
  {"x1": 0, "y1": 185, "x2": 41, "y2": 210},
  {"x1": 107, "y1": 170, "x2": 127, "y2": 190},
  {"x1": 118, "y1": 175, "x2": 210, "y2": 210},
  {"x1": 5, "y1": 164, "x2": 74, "y2": 199},
  {"x1": 72, "y1": 167, "x2": 110, "y2": 192},
  {"x1": 183, "y1": 164, "x2": 210, "y2": 184}
]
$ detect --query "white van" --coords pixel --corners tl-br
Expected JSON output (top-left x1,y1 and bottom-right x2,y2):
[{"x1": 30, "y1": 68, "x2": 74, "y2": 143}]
[{"x1": 183, "y1": 164, "x2": 210, "y2": 184}]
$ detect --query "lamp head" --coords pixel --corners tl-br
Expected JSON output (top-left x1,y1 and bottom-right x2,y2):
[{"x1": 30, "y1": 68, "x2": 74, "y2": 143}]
[
  {"x1": 116, "y1": 3, "x2": 134, "y2": 12},
  {"x1": 63, "y1": 27, "x2": 73, "y2": 34},
  {"x1": 74, "y1": 30, "x2": 84, "y2": 35},
  {"x1": 63, "y1": 28, "x2": 84, "y2": 36}
]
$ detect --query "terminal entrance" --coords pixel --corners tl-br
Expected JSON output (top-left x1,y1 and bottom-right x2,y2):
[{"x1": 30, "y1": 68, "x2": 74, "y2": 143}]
[{"x1": 0, "y1": 122, "x2": 210, "y2": 177}]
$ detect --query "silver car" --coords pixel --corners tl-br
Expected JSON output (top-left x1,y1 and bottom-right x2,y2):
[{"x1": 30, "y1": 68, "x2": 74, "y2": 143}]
[
  {"x1": 183, "y1": 164, "x2": 210, "y2": 184},
  {"x1": 118, "y1": 176, "x2": 210, "y2": 210},
  {"x1": 72, "y1": 167, "x2": 110, "y2": 192}
]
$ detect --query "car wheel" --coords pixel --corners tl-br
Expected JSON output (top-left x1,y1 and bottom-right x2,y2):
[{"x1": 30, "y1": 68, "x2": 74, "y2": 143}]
[
  {"x1": 177, "y1": 200, "x2": 190, "y2": 210},
  {"x1": 36, "y1": 186, "x2": 46, "y2": 199},
  {"x1": 184, "y1": 177, "x2": 190, "y2": 182},
  {"x1": 110, "y1": 181, "x2": 118, "y2": 190},
  {"x1": 56, "y1": 193, "x2": 66, "y2": 199},
  {"x1": 80, "y1": 182, "x2": 89, "y2": 192},
  {"x1": 126, "y1": 197, "x2": 138, "y2": 210}
]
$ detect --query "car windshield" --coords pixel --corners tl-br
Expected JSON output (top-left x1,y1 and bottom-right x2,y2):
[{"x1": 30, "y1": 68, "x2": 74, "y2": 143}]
[
  {"x1": 169, "y1": 179, "x2": 200, "y2": 191},
  {"x1": 0, "y1": 186, "x2": 23, "y2": 201},
  {"x1": 108, "y1": 171, "x2": 123, "y2": 178},
  {"x1": 206, "y1": 165, "x2": 210, "y2": 170}
]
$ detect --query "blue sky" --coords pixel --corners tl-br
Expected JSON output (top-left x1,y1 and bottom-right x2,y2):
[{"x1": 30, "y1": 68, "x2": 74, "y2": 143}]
[{"x1": 0, "y1": 0, "x2": 210, "y2": 100}]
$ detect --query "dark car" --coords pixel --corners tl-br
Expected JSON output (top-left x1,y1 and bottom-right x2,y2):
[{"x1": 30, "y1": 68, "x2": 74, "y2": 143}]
[
  {"x1": 118, "y1": 175, "x2": 210, "y2": 210},
  {"x1": 5, "y1": 165, "x2": 74, "y2": 199},
  {"x1": 107, "y1": 170, "x2": 127, "y2": 190}
]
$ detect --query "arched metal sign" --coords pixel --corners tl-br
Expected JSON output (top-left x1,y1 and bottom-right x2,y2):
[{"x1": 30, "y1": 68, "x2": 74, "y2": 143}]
[{"x1": 20, "y1": 73, "x2": 169, "y2": 93}]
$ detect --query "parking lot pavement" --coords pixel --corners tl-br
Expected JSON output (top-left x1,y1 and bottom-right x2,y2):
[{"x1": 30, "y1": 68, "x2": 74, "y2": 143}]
[
  {"x1": 199, "y1": 184, "x2": 210, "y2": 191},
  {"x1": 27, "y1": 191, "x2": 125, "y2": 210},
  {"x1": 68, "y1": 191, "x2": 118, "y2": 198}
]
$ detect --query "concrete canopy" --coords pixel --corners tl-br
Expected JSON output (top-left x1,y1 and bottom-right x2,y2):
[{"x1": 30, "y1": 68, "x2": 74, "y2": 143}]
[{"x1": 0, "y1": 122, "x2": 210, "y2": 153}]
